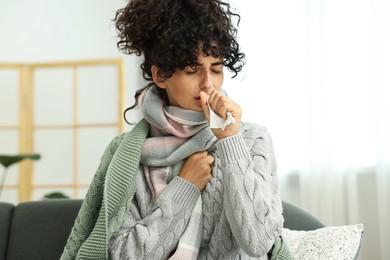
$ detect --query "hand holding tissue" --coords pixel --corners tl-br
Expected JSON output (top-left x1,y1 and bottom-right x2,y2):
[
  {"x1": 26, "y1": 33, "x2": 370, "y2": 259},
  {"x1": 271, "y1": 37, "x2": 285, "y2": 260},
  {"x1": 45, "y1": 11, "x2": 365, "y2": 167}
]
[
  {"x1": 200, "y1": 90, "x2": 241, "y2": 140},
  {"x1": 206, "y1": 95, "x2": 236, "y2": 131}
]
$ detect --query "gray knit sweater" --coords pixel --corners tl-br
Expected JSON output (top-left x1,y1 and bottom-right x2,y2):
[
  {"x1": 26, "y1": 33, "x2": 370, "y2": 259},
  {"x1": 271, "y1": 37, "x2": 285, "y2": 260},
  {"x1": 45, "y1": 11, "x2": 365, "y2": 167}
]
[{"x1": 109, "y1": 122, "x2": 284, "y2": 260}]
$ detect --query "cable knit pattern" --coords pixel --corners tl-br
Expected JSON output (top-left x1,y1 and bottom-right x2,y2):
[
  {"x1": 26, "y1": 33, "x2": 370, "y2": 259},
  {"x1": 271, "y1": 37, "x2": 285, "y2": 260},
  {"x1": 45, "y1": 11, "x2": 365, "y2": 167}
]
[
  {"x1": 61, "y1": 119, "x2": 289, "y2": 260},
  {"x1": 226, "y1": 124, "x2": 281, "y2": 257},
  {"x1": 110, "y1": 176, "x2": 201, "y2": 259},
  {"x1": 197, "y1": 122, "x2": 284, "y2": 259},
  {"x1": 109, "y1": 121, "x2": 284, "y2": 260}
]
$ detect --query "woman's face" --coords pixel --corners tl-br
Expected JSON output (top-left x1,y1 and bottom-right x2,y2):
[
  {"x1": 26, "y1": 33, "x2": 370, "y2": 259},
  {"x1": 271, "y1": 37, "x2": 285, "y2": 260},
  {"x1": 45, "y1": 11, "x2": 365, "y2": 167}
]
[{"x1": 153, "y1": 54, "x2": 224, "y2": 111}]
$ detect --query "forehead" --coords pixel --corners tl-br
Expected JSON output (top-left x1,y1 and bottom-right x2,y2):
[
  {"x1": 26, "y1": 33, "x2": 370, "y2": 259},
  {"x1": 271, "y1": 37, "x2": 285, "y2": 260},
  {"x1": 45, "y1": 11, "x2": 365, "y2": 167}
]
[{"x1": 197, "y1": 53, "x2": 223, "y2": 65}]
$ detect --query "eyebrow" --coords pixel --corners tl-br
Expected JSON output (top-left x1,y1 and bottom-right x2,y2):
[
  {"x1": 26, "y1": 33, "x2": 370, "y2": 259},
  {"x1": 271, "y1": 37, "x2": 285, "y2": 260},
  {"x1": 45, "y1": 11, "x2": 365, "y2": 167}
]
[
  {"x1": 197, "y1": 61, "x2": 224, "y2": 67},
  {"x1": 211, "y1": 61, "x2": 224, "y2": 66}
]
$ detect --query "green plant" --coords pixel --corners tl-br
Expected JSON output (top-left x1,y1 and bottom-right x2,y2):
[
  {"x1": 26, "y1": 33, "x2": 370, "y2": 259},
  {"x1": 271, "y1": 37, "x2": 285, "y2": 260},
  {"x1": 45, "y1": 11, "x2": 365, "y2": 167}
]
[
  {"x1": 43, "y1": 191, "x2": 70, "y2": 199},
  {"x1": 0, "y1": 153, "x2": 41, "y2": 199}
]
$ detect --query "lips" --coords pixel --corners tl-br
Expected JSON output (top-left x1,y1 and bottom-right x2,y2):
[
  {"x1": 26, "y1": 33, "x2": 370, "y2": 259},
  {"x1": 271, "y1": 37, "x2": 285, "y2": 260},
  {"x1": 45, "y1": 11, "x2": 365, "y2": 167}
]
[{"x1": 194, "y1": 97, "x2": 202, "y2": 106}]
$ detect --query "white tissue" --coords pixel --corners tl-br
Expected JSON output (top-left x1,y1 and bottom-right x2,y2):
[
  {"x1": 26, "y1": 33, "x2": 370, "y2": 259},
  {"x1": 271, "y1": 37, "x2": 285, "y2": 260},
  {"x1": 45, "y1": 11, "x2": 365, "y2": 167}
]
[{"x1": 206, "y1": 95, "x2": 236, "y2": 130}]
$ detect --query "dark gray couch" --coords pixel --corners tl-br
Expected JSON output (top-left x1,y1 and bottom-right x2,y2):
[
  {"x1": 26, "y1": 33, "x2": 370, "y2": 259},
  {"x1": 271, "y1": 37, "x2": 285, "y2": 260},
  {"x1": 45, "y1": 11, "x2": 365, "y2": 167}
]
[{"x1": 0, "y1": 199, "x2": 324, "y2": 260}]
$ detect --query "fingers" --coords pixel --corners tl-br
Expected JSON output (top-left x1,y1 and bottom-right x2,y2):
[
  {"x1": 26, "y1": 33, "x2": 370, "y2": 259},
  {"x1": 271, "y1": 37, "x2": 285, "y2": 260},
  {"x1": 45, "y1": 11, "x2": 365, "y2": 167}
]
[
  {"x1": 194, "y1": 151, "x2": 215, "y2": 165},
  {"x1": 201, "y1": 89, "x2": 242, "y2": 139},
  {"x1": 179, "y1": 151, "x2": 214, "y2": 191},
  {"x1": 206, "y1": 90, "x2": 233, "y2": 119},
  {"x1": 196, "y1": 151, "x2": 214, "y2": 184},
  {"x1": 205, "y1": 154, "x2": 215, "y2": 165},
  {"x1": 200, "y1": 92, "x2": 210, "y2": 121}
]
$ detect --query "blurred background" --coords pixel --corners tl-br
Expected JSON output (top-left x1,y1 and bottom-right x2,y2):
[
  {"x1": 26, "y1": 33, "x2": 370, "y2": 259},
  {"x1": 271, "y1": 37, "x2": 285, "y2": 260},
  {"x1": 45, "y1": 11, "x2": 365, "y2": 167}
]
[{"x1": 1, "y1": 0, "x2": 389, "y2": 259}]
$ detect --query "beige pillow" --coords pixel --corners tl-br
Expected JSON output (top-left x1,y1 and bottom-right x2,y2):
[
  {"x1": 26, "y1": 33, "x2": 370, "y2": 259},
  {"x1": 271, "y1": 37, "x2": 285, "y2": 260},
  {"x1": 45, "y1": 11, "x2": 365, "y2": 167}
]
[{"x1": 282, "y1": 224, "x2": 364, "y2": 260}]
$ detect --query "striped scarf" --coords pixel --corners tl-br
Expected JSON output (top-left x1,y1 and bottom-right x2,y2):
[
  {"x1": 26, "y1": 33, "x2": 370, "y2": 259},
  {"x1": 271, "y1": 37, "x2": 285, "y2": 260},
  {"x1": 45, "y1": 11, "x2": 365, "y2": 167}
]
[{"x1": 140, "y1": 86, "x2": 216, "y2": 259}]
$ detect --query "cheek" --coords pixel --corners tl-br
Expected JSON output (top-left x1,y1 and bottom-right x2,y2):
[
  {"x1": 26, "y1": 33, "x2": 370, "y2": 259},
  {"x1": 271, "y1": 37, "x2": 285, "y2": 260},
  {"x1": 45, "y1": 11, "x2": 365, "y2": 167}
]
[
  {"x1": 167, "y1": 85, "x2": 191, "y2": 104},
  {"x1": 214, "y1": 75, "x2": 224, "y2": 90},
  {"x1": 173, "y1": 85, "x2": 188, "y2": 96}
]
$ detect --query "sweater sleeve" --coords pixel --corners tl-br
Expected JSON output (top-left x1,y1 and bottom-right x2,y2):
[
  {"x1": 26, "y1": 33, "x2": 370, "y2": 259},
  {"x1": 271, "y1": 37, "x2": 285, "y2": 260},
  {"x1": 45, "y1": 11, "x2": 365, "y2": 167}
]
[
  {"x1": 216, "y1": 124, "x2": 284, "y2": 257},
  {"x1": 109, "y1": 176, "x2": 200, "y2": 259}
]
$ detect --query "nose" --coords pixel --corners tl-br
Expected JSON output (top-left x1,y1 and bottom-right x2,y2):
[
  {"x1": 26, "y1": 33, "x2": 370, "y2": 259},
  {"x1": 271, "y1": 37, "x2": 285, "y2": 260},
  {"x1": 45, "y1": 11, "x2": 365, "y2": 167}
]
[{"x1": 199, "y1": 71, "x2": 214, "y2": 94}]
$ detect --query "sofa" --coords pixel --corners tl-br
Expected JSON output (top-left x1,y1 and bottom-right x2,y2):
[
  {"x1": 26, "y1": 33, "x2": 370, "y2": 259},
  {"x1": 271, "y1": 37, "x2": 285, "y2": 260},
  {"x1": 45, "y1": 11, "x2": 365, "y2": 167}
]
[{"x1": 0, "y1": 199, "x2": 324, "y2": 260}]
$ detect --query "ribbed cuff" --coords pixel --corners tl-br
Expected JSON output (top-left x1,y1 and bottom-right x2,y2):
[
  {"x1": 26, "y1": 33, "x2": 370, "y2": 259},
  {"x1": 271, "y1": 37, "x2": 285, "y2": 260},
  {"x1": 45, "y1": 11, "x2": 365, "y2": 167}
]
[
  {"x1": 164, "y1": 176, "x2": 200, "y2": 208},
  {"x1": 216, "y1": 133, "x2": 249, "y2": 163}
]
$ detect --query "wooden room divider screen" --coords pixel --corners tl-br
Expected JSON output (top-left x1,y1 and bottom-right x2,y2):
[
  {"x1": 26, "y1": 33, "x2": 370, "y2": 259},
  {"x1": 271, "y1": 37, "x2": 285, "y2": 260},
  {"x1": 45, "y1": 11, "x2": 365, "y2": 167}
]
[{"x1": 0, "y1": 59, "x2": 125, "y2": 203}]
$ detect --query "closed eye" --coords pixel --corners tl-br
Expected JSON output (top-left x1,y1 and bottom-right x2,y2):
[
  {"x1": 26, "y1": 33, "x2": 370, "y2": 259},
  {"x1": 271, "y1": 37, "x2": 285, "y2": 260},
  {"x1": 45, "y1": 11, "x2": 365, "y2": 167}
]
[
  {"x1": 185, "y1": 66, "x2": 199, "y2": 74},
  {"x1": 186, "y1": 69, "x2": 198, "y2": 74}
]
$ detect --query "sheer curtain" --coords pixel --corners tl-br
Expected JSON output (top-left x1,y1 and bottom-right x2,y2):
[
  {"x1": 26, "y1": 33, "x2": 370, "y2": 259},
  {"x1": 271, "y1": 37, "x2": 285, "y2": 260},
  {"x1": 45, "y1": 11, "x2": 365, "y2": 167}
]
[{"x1": 225, "y1": 0, "x2": 390, "y2": 259}]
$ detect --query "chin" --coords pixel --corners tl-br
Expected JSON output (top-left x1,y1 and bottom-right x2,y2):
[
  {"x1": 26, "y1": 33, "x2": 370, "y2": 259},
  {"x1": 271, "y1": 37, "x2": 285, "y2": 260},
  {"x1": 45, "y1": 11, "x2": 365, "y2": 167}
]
[{"x1": 191, "y1": 105, "x2": 204, "y2": 112}]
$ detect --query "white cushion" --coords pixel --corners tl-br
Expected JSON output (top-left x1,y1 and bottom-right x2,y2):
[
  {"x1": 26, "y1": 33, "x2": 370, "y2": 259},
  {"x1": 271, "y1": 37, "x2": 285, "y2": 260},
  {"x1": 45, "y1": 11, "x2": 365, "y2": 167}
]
[{"x1": 282, "y1": 224, "x2": 364, "y2": 260}]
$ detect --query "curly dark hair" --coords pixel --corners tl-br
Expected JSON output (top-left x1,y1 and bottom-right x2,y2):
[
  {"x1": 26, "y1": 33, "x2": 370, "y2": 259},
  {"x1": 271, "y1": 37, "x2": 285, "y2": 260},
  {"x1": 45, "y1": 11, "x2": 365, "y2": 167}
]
[{"x1": 114, "y1": 0, "x2": 245, "y2": 113}]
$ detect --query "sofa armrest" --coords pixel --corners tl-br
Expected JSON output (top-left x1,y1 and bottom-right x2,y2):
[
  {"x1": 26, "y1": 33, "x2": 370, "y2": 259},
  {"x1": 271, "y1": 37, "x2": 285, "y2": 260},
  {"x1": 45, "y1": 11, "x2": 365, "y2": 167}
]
[{"x1": 282, "y1": 201, "x2": 325, "y2": 231}]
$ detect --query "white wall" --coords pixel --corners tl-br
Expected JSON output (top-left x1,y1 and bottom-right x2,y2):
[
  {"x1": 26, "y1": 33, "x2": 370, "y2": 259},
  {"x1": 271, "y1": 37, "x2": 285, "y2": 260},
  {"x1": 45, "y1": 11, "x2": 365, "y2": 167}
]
[
  {"x1": 0, "y1": 0, "x2": 143, "y2": 202},
  {"x1": 0, "y1": 0, "x2": 143, "y2": 126}
]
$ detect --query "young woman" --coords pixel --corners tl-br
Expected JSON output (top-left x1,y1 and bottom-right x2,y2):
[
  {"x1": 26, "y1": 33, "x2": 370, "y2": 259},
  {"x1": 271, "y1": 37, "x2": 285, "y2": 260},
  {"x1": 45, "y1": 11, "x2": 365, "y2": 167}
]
[{"x1": 60, "y1": 0, "x2": 290, "y2": 259}]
